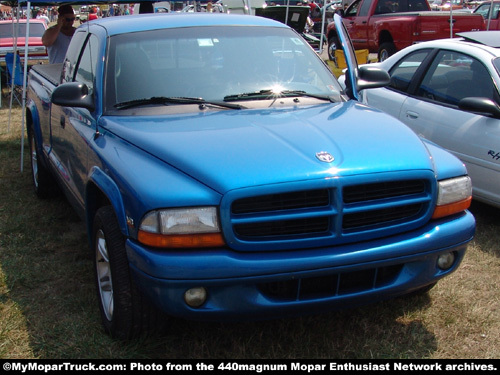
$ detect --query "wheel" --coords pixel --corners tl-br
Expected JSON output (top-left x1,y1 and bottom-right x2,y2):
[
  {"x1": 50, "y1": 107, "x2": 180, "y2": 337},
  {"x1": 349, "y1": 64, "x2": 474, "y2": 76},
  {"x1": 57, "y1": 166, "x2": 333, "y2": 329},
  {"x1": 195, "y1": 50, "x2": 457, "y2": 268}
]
[
  {"x1": 93, "y1": 206, "x2": 159, "y2": 340},
  {"x1": 328, "y1": 35, "x2": 340, "y2": 61},
  {"x1": 28, "y1": 127, "x2": 59, "y2": 198},
  {"x1": 378, "y1": 42, "x2": 397, "y2": 62}
]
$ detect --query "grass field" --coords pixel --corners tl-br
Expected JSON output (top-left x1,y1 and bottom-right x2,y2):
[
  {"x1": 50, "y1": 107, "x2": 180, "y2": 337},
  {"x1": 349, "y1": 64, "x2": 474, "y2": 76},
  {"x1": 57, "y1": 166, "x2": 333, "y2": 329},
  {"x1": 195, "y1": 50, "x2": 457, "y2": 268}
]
[{"x1": 1, "y1": 104, "x2": 499, "y2": 359}]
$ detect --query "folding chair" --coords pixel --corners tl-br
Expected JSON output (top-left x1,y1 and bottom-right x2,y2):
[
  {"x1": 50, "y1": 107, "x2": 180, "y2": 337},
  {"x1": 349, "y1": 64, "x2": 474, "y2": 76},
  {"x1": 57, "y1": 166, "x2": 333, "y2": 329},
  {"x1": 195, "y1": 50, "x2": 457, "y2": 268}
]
[{"x1": 5, "y1": 52, "x2": 25, "y2": 106}]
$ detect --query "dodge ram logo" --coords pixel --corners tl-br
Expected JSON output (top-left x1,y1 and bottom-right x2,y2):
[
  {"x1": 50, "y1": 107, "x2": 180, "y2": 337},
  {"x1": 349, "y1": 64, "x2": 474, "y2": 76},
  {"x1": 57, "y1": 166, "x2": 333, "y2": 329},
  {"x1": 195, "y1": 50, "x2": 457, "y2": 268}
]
[{"x1": 316, "y1": 151, "x2": 334, "y2": 163}]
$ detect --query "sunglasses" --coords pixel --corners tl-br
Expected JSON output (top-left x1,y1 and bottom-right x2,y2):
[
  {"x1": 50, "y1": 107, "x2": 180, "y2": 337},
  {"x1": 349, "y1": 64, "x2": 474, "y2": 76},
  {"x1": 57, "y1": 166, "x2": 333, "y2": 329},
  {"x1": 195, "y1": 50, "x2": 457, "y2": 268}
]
[{"x1": 65, "y1": 17, "x2": 75, "y2": 22}]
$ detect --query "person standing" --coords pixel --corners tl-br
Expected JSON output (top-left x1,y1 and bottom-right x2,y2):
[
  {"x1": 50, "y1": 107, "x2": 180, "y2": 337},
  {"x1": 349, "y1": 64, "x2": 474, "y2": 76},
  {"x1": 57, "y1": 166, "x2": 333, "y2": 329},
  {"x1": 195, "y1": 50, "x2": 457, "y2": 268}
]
[{"x1": 42, "y1": 4, "x2": 76, "y2": 64}]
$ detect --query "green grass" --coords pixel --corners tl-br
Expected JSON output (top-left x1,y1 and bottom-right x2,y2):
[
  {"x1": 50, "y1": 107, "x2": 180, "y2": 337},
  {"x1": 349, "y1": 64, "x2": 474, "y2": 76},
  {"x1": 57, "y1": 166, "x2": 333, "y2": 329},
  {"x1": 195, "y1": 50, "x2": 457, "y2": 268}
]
[{"x1": 1, "y1": 106, "x2": 499, "y2": 359}]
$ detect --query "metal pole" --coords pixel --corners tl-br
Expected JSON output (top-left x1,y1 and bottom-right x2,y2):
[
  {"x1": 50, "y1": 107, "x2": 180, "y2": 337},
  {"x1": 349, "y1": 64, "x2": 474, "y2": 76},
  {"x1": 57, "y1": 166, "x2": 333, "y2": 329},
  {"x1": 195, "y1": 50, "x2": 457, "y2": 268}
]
[
  {"x1": 487, "y1": 0, "x2": 494, "y2": 30},
  {"x1": 21, "y1": 1, "x2": 31, "y2": 172}
]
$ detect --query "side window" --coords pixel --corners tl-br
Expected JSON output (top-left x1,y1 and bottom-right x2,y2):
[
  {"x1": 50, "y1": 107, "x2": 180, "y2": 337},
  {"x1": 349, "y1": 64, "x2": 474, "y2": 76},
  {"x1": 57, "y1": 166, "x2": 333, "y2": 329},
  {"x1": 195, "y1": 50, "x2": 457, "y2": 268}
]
[
  {"x1": 408, "y1": 0, "x2": 427, "y2": 11},
  {"x1": 375, "y1": 0, "x2": 399, "y2": 14},
  {"x1": 345, "y1": 0, "x2": 360, "y2": 16},
  {"x1": 388, "y1": 50, "x2": 430, "y2": 93},
  {"x1": 476, "y1": 3, "x2": 500, "y2": 19},
  {"x1": 61, "y1": 31, "x2": 87, "y2": 83},
  {"x1": 416, "y1": 50, "x2": 495, "y2": 106},
  {"x1": 358, "y1": 0, "x2": 372, "y2": 16},
  {"x1": 474, "y1": 4, "x2": 490, "y2": 18},
  {"x1": 75, "y1": 34, "x2": 99, "y2": 96},
  {"x1": 494, "y1": 3, "x2": 500, "y2": 19}
]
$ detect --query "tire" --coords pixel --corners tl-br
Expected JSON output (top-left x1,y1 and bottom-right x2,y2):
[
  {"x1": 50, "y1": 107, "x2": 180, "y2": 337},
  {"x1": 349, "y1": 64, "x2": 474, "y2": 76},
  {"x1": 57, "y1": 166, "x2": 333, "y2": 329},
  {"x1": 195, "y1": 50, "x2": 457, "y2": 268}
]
[
  {"x1": 93, "y1": 206, "x2": 160, "y2": 340},
  {"x1": 328, "y1": 35, "x2": 340, "y2": 61},
  {"x1": 378, "y1": 42, "x2": 397, "y2": 62},
  {"x1": 28, "y1": 127, "x2": 59, "y2": 199}
]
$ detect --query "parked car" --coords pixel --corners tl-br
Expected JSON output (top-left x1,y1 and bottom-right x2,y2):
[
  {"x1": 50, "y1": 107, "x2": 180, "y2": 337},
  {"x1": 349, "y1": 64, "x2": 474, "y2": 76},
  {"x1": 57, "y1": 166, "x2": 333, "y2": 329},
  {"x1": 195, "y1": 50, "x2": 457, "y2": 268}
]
[
  {"x1": 361, "y1": 31, "x2": 500, "y2": 208},
  {"x1": 474, "y1": 0, "x2": 500, "y2": 30},
  {"x1": 326, "y1": 0, "x2": 485, "y2": 61},
  {"x1": 26, "y1": 12, "x2": 475, "y2": 339},
  {"x1": 0, "y1": 19, "x2": 48, "y2": 64}
]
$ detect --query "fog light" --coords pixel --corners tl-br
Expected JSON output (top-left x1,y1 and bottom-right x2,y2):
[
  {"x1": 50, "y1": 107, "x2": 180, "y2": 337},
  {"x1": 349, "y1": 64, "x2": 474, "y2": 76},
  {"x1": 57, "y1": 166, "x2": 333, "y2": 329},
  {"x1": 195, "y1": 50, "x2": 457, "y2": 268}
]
[
  {"x1": 437, "y1": 252, "x2": 455, "y2": 270},
  {"x1": 184, "y1": 287, "x2": 207, "y2": 308}
]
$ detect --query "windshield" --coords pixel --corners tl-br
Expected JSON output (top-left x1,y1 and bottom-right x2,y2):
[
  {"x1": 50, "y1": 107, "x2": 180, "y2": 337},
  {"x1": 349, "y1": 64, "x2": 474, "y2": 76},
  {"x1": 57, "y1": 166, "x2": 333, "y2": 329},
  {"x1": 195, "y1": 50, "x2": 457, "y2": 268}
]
[
  {"x1": 105, "y1": 26, "x2": 341, "y2": 112},
  {"x1": 0, "y1": 23, "x2": 46, "y2": 38}
]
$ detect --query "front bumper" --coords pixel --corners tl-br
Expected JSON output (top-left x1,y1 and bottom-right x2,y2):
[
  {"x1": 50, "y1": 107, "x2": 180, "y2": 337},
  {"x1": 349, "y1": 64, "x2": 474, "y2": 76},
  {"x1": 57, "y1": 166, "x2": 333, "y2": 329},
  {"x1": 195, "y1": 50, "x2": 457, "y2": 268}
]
[{"x1": 126, "y1": 210, "x2": 475, "y2": 320}]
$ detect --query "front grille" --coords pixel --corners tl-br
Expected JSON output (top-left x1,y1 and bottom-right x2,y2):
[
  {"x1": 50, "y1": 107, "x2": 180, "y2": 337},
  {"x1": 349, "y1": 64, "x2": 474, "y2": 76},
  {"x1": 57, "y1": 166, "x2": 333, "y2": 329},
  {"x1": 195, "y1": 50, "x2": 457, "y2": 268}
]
[
  {"x1": 258, "y1": 264, "x2": 403, "y2": 301},
  {"x1": 235, "y1": 217, "x2": 330, "y2": 237},
  {"x1": 343, "y1": 180, "x2": 425, "y2": 203},
  {"x1": 226, "y1": 175, "x2": 433, "y2": 250},
  {"x1": 232, "y1": 189, "x2": 329, "y2": 214},
  {"x1": 343, "y1": 203, "x2": 424, "y2": 230}
]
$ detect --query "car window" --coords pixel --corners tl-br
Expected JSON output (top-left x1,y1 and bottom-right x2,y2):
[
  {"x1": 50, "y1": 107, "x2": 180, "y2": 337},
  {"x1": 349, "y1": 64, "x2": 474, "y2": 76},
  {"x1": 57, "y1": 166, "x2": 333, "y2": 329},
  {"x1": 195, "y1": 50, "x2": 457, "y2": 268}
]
[
  {"x1": 475, "y1": 2, "x2": 500, "y2": 20},
  {"x1": 494, "y1": 57, "x2": 500, "y2": 76},
  {"x1": 388, "y1": 50, "x2": 431, "y2": 93},
  {"x1": 0, "y1": 22, "x2": 46, "y2": 38},
  {"x1": 345, "y1": 0, "x2": 360, "y2": 16},
  {"x1": 62, "y1": 31, "x2": 88, "y2": 83},
  {"x1": 75, "y1": 34, "x2": 99, "y2": 96},
  {"x1": 416, "y1": 50, "x2": 496, "y2": 106},
  {"x1": 105, "y1": 26, "x2": 342, "y2": 111}
]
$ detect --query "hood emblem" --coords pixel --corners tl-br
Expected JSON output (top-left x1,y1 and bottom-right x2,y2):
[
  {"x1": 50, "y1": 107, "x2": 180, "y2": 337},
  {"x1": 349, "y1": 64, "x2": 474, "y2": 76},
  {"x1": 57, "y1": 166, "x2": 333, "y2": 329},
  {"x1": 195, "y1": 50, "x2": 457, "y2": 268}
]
[{"x1": 316, "y1": 151, "x2": 334, "y2": 163}]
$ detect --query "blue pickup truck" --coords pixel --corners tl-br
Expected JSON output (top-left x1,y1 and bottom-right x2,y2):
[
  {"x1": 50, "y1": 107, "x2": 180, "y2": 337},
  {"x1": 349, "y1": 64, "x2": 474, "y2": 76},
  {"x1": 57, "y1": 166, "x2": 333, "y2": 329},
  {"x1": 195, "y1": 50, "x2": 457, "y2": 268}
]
[{"x1": 26, "y1": 13, "x2": 475, "y2": 339}]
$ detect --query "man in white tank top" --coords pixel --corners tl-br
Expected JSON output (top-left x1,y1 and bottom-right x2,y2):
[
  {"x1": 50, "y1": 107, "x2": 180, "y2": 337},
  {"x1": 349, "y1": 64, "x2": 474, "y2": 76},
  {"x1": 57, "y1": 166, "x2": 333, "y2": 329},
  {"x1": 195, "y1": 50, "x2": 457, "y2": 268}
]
[{"x1": 42, "y1": 4, "x2": 76, "y2": 64}]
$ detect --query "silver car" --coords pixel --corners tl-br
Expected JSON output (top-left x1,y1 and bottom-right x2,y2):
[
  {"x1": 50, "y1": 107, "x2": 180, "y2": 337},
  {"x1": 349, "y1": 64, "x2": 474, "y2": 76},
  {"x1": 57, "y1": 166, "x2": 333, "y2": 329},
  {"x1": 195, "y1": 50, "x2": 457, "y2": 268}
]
[{"x1": 361, "y1": 31, "x2": 500, "y2": 208}]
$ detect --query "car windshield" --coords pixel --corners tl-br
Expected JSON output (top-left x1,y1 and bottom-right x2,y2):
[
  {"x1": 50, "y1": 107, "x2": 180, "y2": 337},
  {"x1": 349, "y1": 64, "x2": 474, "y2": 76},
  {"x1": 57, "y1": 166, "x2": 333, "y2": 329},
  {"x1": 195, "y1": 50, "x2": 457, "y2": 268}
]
[
  {"x1": 105, "y1": 25, "x2": 341, "y2": 112},
  {"x1": 0, "y1": 23, "x2": 46, "y2": 38}
]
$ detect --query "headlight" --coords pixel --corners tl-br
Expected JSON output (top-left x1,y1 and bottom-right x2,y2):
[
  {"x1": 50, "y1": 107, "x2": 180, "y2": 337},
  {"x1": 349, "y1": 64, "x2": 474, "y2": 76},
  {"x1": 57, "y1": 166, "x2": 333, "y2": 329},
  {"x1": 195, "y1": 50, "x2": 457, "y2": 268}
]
[
  {"x1": 432, "y1": 176, "x2": 472, "y2": 219},
  {"x1": 138, "y1": 207, "x2": 225, "y2": 248}
]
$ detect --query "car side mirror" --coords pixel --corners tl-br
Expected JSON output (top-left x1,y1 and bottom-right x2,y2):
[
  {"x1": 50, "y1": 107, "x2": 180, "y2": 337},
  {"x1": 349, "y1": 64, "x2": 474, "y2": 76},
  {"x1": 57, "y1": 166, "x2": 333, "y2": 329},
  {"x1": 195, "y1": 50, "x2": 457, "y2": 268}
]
[
  {"x1": 458, "y1": 97, "x2": 500, "y2": 119},
  {"x1": 52, "y1": 82, "x2": 95, "y2": 112},
  {"x1": 356, "y1": 65, "x2": 391, "y2": 92}
]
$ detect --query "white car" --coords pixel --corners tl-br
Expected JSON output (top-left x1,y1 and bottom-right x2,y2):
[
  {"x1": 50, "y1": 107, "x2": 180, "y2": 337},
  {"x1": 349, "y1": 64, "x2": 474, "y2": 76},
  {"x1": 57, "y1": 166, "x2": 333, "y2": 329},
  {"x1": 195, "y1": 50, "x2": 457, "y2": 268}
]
[{"x1": 361, "y1": 31, "x2": 500, "y2": 208}]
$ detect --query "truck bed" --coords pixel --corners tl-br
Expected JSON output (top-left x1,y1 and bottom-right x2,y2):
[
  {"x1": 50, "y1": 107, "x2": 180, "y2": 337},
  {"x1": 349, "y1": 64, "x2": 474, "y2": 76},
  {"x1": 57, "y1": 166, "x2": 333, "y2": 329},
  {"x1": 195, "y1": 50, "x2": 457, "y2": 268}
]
[{"x1": 30, "y1": 63, "x2": 62, "y2": 87}]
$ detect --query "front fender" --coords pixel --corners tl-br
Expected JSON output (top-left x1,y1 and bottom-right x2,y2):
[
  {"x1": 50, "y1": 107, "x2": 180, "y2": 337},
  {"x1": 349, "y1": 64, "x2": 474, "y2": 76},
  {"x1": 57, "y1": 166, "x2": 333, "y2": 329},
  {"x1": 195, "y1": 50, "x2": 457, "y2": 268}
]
[
  {"x1": 86, "y1": 166, "x2": 128, "y2": 237},
  {"x1": 25, "y1": 99, "x2": 47, "y2": 165}
]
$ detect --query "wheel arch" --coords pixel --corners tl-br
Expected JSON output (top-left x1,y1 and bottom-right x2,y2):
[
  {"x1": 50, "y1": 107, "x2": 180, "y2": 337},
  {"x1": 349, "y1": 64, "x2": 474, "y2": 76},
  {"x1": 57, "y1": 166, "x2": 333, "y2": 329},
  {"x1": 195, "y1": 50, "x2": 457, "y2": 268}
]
[
  {"x1": 378, "y1": 30, "x2": 394, "y2": 47},
  {"x1": 25, "y1": 103, "x2": 44, "y2": 164},
  {"x1": 86, "y1": 167, "x2": 128, "y2": 247}
]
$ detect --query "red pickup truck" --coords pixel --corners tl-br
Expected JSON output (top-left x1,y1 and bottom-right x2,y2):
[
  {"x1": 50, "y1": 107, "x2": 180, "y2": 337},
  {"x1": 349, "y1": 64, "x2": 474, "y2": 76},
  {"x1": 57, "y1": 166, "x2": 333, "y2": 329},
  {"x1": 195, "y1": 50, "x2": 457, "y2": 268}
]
[{"x1": 326, "y1": 0, "x2": 485, "y2": 61}]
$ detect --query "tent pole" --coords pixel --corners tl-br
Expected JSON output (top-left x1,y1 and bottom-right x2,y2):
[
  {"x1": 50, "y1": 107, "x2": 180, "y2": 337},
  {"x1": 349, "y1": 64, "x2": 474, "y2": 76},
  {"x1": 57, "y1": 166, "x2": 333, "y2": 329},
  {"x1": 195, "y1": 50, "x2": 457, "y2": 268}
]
[
  {"x1": 8, "y1": 5, "x2": 21, "y2": 133},
  {"x1": 21, "y1": 1, "x2": 31, "y2": 172}
]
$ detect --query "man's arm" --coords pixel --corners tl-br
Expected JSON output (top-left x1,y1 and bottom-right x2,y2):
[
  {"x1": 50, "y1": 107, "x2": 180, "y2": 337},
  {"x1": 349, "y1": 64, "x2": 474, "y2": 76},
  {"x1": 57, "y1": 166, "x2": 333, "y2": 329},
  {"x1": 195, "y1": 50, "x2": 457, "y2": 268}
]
[{"x1": 42, "y1": 18, "x2": 63, "y2": 47}]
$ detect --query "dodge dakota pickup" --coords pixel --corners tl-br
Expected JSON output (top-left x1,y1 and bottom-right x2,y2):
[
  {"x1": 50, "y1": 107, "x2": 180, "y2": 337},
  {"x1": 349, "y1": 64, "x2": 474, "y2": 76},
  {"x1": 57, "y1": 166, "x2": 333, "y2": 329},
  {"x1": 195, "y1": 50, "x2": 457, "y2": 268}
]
[
  {"x1": 327, "y1": 0, "x2": 485, "y2": 61},
  {"x1": 26, "y1": 13, "x2": 475, "y2": 339}
]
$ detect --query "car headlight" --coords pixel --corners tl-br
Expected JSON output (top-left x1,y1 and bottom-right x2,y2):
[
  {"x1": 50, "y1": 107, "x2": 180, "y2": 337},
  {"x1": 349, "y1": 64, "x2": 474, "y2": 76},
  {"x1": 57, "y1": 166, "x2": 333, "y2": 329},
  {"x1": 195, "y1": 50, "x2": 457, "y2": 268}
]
[
  {"x1": 138, "y1": 207, "x2": 225, "y2": 248},
  {"x1": 432, "y1": 176, "x2": 472, "y2": 219}
]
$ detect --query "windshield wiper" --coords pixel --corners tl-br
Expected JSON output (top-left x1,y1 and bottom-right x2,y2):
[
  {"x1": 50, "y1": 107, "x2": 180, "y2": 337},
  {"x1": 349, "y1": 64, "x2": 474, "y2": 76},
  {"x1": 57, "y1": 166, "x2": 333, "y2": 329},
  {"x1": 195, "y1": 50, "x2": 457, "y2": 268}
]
[
  {"x1": 114, "y1": 96, "x2": 244, "y2": 110},
  {"x1": 224, "y1": 89, "x2": 336, "y2": 103}
]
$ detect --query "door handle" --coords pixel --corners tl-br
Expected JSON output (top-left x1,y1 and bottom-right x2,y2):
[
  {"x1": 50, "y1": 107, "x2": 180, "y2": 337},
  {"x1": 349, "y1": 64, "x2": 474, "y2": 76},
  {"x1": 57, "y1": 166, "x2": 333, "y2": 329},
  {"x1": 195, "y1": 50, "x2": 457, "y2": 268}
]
[
  {"x1": 60, "y1": 115, "x2": 65, "y2": 129},
  {"x1": 406, "y1": 111, "x2": 419, "y2": 119}
]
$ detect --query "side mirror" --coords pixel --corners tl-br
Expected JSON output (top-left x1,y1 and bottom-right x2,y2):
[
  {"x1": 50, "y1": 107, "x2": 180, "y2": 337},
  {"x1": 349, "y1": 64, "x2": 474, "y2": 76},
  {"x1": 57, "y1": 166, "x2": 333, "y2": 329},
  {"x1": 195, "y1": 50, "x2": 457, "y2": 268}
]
[
  {"x1": 356, "y1": 65, "x2": 391, "y2": 92},
  {"x1": 459, "y1": 97, "x2": 500, "y2": 119},
  {"x1": 51, "y1": 82, "x2": 95, "y2": 112}
]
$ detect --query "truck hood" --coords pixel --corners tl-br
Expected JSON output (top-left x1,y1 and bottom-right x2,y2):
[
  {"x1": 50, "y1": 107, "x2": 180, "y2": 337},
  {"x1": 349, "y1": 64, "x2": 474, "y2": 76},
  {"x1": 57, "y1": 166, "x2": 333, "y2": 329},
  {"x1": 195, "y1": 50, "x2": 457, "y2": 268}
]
[{"x1": 100, "y1": 102, "x2": 434, "y2": 194}]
